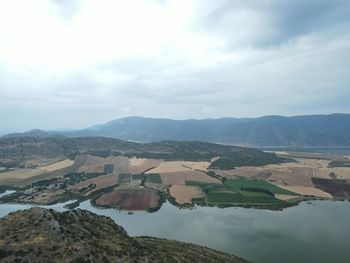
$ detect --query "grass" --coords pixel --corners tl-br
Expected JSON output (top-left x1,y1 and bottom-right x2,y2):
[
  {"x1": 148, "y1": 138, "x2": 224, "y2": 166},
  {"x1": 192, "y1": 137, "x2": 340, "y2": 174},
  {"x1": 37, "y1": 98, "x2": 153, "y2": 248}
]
[
  {"x1": 225, "y1": 179, "x2": 298, "y2": 196},
  {"x1": 146, "y1": 173, "x2": 162, "y2": 184}
]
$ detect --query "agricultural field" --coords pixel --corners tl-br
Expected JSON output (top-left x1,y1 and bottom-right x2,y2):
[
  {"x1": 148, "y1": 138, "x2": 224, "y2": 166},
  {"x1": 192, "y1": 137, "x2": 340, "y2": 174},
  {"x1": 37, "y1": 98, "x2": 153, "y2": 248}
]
[
  {"x1": 169, "y1": 185, "x2": 204, "y2": 205},
  {"x1": 68, "y1": 174, "x2": 118, "y2": 195},
  {"x1": 160, "y1": 170, "x2": 220, "y2": 185},
  {"x1": 225, "y1": 179, "x2": 298, "y2": 196},
  {"x1": 311, "y1": 178, "x2": 350, "y2": 199},
  {"x1": 146, "y1": 173, "x2": 162, "y2": 184},
  {"x1": 95, "y1": 189, "x2": 160, "y2": 211},
  {"x1": 1, "y1": 147, "x2": 350, "y2": 211},
  {"x1": 146, "y1": 161, "x2": 208, "y2": 174},
  {"x1": 0, "y1": 159, "x2": 74, "y2": 186},
  {"x1": 186, "y1": 179, "x2": 291, "y2": 208},
  {"x1": 277, "y1": 185, "x2": 332, "y2": 198}
]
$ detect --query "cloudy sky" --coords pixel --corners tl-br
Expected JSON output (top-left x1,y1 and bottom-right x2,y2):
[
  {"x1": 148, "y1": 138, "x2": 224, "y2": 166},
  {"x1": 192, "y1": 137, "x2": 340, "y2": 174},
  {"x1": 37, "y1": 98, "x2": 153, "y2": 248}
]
[{"x1": 0, "y1": 0, "x2": 349, "y2": 132}]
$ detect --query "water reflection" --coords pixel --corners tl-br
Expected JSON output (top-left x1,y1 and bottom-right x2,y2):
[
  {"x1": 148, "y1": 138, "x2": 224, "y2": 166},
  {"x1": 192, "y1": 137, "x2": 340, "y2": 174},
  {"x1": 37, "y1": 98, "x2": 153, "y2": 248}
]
[{"x1": 0, "y1": 195, "x2": 349, "y2": 263}]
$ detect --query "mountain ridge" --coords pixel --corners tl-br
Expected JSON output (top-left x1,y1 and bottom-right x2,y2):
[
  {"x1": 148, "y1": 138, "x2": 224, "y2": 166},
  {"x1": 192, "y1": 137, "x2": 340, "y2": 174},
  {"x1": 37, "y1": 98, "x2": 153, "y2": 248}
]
[{"x1": 3, "y1": 113, "x2": 350, "y2": 146}]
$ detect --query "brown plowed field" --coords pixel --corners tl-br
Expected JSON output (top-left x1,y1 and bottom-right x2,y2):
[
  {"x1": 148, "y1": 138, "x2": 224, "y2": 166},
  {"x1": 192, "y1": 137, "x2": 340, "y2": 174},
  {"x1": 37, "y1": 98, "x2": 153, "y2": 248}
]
[
  {"x1": 311, "y1": 178, "x2": 350, "y2": 199},
  {"x1": 96, "y1": 189, "x2": 159, "y2": 210}
]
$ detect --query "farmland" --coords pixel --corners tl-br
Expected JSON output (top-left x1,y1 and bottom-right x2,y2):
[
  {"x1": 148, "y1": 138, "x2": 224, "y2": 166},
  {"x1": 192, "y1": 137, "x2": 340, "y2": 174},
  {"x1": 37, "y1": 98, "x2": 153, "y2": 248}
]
[
  {"x1": 95, "y1": 189, "x2": 160, "y2": 211},
  {"x1": 186, "y1": 179, "x2": 298, "y2": 209},
  {"x1": 0, "y1": 137, "x2": 349, "y2": 211}
]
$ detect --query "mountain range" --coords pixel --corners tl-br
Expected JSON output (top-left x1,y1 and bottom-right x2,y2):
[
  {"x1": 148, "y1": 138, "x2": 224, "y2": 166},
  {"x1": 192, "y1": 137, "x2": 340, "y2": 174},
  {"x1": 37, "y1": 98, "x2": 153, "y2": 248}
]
[{"x1": 3, "y1": 114, "x2": 350, "y2": 146}]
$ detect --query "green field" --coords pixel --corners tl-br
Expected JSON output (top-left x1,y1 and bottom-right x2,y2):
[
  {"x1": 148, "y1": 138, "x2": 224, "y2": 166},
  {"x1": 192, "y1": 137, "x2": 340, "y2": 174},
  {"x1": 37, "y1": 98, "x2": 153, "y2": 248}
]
[
  {"x1": 328, "y1": 160, "x2": 350, "y2": 167},
  {"x1": 131, "y1": 174, "x2": 144, "y2": 180},
  {"x1": 186, "y1": 179, "x2": 296, "y2": 208},
  {"x1": 118, "y1": 173, "x2": 131, "y2": 183},
  {"x1": 146, "y1": 173, "x2": 162, "y2": 184},
  {"x1": 225, "y1": 179, "x2": 298, "y2": 196}
]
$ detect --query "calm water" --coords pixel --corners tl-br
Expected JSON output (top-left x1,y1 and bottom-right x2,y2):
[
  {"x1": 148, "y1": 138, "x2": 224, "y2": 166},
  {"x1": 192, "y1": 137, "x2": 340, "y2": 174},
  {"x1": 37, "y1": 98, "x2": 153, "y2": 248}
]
[
  {"x1": 1, "y1": 191, "x2": 349, "y2": 263},
  {"x1": 259, "y1": 146, "x2": 350, "y2": 154}
]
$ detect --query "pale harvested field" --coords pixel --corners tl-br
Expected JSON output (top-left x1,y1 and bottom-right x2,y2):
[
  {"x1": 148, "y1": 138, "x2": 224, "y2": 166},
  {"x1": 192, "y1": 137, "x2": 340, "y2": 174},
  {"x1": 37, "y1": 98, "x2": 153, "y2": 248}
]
[
  {"x1": 68, "y1": 174, "x2": 117, "y2": 194},
  {"x1": 38, "y1": 159, "x2": 74, "y2": 172},
  {"x1": 146, "y1": 161, "x2": 209, "y2": 174},
  {"x1": 276, "y1": 185, "x2": 332, "y2": 198},
  {"x1": 130, "y1": 158, "x2": 162, "y2": 174},
  {"x1": 268, "y1": 167, "x2": 315, "y2": 187},
  {"x1": 0, "y1": 169, "x2": 42, "y2": 184},
  {"x1": 182, "y1": 162, "x2": 210, "y2": 171},
  {"x1": 275, "y1": 194, "x2": 299, "y2": 201},
  {"x1": 169, "y1": 185, "x2": 204, "y2": 204},
  {"x1": 315, "y1": 167, "x2": 350, "y2": 180},
  {"x1": 159, "y1": 170, "x2": 220, "y2": 185},
  {"x1": 0, "y1": 159, "x2": 74, "y2": 185}
]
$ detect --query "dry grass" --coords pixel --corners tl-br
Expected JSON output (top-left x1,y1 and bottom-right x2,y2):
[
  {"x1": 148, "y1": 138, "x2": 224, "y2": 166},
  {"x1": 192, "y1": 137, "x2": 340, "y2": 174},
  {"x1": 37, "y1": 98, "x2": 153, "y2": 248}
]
[
  {"x1": 159, "y1": 170, "x2": 220, "y2": 185},
  {"x1": 38, "y1": 159, "x2": 74, "y2": 172},
  {"x1": 169, "y1": 185, "x2": 204, "y2": 204}
]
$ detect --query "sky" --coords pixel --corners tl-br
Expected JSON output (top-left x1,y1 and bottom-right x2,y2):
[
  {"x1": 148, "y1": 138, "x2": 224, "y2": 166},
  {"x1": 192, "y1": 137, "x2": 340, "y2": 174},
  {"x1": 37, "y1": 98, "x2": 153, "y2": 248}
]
[{"x1": 0, "y1": 0, "x2": 349, "y2": 133}]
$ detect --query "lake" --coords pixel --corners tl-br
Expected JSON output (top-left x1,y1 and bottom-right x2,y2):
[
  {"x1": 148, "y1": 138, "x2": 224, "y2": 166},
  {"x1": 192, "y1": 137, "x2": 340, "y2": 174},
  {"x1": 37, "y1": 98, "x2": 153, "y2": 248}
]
[
  {"x1": 1, "y1": 190, "x2": 349, "y2": 263},
  {"x1": 258, "y1": 146, "x2": 350, "y2": 154}
]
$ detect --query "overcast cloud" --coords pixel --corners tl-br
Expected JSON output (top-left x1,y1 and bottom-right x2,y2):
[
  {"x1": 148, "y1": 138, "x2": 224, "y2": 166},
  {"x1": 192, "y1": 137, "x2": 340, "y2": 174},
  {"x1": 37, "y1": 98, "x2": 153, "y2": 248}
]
[{"x1": 0, "y1": 0, "x2": 349, "y2": 132}]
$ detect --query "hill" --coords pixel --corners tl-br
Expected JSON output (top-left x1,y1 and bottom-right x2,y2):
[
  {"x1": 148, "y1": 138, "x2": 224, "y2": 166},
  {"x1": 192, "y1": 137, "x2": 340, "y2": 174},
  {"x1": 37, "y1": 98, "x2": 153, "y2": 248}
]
[
  {"x1": 0, "y1": 207, "x2": 249, "y2": 262},
  {"x1": 3, "y1": 114, "x2": 350, "y2": 146},
  {"x1": 0, "y1": 137, "x2": 283, "y2": 169}
]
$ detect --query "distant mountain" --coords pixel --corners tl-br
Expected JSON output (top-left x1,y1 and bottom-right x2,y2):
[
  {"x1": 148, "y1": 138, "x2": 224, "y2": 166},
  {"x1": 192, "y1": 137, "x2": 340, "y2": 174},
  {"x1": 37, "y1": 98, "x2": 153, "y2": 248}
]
[
  {"x1": 2, "y1": 129, "x2": 63, "y2": 139},
  {"x1": 3, "y1": 114, "x2": 350, "y2": 146},
  {"x1": 0, "y1": 207, "x2": 248, "y2": 262}
]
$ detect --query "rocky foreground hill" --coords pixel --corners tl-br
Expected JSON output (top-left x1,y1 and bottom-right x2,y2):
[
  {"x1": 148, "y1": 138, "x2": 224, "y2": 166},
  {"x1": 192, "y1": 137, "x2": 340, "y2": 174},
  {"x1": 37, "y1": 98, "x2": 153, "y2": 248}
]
[{"x1": 0, "y1": 208, "x2": 249, "y2": 263}]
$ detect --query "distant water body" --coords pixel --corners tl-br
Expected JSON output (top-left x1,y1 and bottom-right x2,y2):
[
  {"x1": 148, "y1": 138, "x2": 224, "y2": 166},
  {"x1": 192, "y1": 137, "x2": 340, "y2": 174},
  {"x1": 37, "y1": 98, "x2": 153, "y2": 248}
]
[
  {"x1": 1, "y1": 191, "x2": 349, "y2": 263},
  {"x1": 259, "y1": 146, "x2": 350, "y2": 154}
]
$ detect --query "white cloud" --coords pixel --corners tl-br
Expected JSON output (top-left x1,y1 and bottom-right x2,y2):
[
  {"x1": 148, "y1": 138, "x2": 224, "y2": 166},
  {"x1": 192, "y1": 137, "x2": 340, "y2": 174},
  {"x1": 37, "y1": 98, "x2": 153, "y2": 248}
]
[{"x1": 0, "y1": 0, "x2": 349, "y2": 130}]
